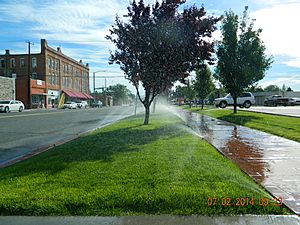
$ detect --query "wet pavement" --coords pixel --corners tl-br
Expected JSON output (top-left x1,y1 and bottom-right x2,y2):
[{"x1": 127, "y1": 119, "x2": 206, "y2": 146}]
[
  {"x1": 174, "y1": 108, "x2": 300, "y2": 215},
  {"x1": 0, "y1": 215, "x2": 299, "y2": 225}
]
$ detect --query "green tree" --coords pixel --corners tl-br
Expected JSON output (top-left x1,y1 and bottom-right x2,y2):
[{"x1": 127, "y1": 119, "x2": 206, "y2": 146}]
[
  {"x1": 215, "y1": 7, "x2": 272, "y2": 113},
  {"x1": 106, "y1": 0, "x2": 219, "y2": 124},
  {"x1": 185, "y1": 80, "x2": 196, "y2": 108},
  {"x1": 172, "y1": 85, "x2": 186, "y2": 98},
  {"x1": 170, "y1": 83, "x2": 195, "y2": 107},
  {"x1": 106, "y1": 84, "x2": 131, "y2": 106},
  {"x1": 193, "y1": 64, "x2": 214, "y2": 109},
  {"x1": 245, "y1": 84, "x2": 264, "y2": 92},
  {"x1": 264, "y1": 84, "x2": 280, "y2": 92}
]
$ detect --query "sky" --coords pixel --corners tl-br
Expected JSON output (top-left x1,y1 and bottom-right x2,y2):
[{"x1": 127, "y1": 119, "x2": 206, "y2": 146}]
[{"x1": 0, "y1": 0, "x2": 300, "y2": 93}]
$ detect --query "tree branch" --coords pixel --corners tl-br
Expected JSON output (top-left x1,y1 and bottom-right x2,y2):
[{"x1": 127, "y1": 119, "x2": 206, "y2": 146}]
[{"x1": 135, "y1": 84, "x2": 144, "y2": 104}]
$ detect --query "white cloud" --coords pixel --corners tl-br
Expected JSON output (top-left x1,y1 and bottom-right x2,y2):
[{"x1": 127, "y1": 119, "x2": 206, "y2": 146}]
[
  {"x1": 0, "y1": 0, "x2": 128, "y2": 43},
  {"x1": 250, "y1": 0, "x2": 300, "y2": 5},
  {"x1": 251, "y1": 2, "x2": 300, "y2": 63},
  {"x1": 282, "y1": 58, "x2": 300, "y2": 68},
  {"x1": 260, "y1": 74, "x2": 300, "y2": 88}
]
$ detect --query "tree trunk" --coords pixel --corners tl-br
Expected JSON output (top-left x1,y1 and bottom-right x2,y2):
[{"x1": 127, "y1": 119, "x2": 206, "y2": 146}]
[
  {"x1": 233, "y1": 97, "x2": 237, "y2": 113},
  {"x1": 144, "y1": 104, "x2": 150, "y2": 125},
  {"x1": 201, "y1": 99, "x2": 204, "y2": 110},
  {"x1": 189, "y1": 101, "x2": 192, "y2": 108},
  {"x1": 152, "y1": 97, "x2": 156, "y2": 113}
]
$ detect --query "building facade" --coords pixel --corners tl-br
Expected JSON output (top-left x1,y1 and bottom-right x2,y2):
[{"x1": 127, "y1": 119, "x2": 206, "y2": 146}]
[{"x1": 0, "y1": 39, "x2": 92, "y2": 109}]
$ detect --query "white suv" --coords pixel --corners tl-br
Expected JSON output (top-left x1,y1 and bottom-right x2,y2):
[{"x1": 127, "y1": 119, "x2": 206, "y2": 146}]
[{"x1": 214, "y1": 92, "x2": 255, "y2": 108}]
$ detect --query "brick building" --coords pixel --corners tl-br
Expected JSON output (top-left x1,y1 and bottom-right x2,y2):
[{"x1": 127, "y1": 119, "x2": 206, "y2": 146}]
[{"x1": 0, "y1": 39, "x2": 92, "y2": 109}]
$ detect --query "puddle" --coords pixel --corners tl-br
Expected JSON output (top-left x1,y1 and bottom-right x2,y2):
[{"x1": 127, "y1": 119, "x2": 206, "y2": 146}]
[{"x1": 175, "y1": 109, "x2": 300, "y2": 215}]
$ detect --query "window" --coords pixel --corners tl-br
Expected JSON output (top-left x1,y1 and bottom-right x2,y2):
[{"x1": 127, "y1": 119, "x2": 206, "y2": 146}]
[
  {"x1": 32, "y1": 57, "x2": 37, "y2": 68},
  {"x1": 55, "y1": 60, "x2": 59, "y2": 71},
  {"x1": 10, "y1": 58, "x2": 15, "y2": 68},
  {"x1": 240, "y1": 93, "x2": 251, "y2": 97},
  {"x1": 52, "y1": 60, "x2": 55, "y2": 69},
  {"x1": 48, "y1": 58, "x2": 51, "y2": 69},
  {"x1": 32, "y1": 72, "x2": 37, "y2": 79},
  {"x1": 32, "y1": 95, "x2": 40, "y2": 104},
  {"x1": 0, "y1": 58, "x2": 4, "y2": 68},
  {"x1": 48, "y1": 73, "x2": 52, "y2": 85},
  {"x1": 20, "y1": 58, "x2": 25, "y2": 68}
]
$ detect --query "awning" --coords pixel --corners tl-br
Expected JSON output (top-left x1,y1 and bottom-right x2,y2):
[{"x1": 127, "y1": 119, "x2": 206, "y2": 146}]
[
  {"x1": 63, "y1": 90, "x2": 90, "y2": 99},
  {"x1": 76, "y1": 92, "x2": 88, "y2": 99},
  {"x1": 32, "y1": 89, "x2": 47, "y2": 95},
  {"x1": 83, "y1": 93, "x2": 94, "y2": 99},
  {"x1": 63, "y1": 90, "x2": 77, "y2": 98}
]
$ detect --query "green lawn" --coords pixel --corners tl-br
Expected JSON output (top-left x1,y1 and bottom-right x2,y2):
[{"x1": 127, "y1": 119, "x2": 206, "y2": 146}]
[
  {"x1": 0, "y1": 113, "x2": 291, "y2": 215},
  {"x1": 187, "y1": 109, "x2": 300, "y2": 142}
]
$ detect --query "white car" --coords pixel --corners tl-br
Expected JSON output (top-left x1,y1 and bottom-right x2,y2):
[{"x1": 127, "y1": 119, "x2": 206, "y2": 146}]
[
  {"x1": 214, "y1": 92, "x2": 255, "y2": 108},
  {"x1": 63, "y1": 101, "x2": 78, "y2": 109},
  {"x1": 76, "y1": 101, "x2": 88, "y2": 109},
  {"x1": 0, "y1": 100, "x2": 25, "y2": 113}
]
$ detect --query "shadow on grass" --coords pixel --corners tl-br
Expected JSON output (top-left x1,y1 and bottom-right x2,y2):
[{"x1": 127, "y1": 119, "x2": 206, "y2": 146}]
[
  {"x1": 0, "y1": 115, "x2": 185, "y2": 179},
  {"x1": 215, "y1": 113, "x2": 260, "y2": 126}
]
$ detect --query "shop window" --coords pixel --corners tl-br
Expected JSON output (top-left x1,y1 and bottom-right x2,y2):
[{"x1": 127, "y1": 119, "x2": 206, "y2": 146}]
[{"x1": 32, "y1": 95, "x2": 40, "y2": 104}]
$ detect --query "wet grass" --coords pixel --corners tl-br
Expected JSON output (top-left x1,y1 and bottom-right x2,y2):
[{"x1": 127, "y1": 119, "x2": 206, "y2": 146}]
[
  {"x1": 0, "y1": 113, "x2": 291, "y2": 215},
  {"x1": 194, "y1": 109, "x2": 300, "y2": 142}
]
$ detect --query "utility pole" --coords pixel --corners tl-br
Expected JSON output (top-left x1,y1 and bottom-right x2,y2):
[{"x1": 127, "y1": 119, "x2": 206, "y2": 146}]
[
  {"x1": 93, "y1": 72, "x2": 96, "y2": 102},
  {"x1": 26, "y1": 41, "x2": 34, "y2": 109}
]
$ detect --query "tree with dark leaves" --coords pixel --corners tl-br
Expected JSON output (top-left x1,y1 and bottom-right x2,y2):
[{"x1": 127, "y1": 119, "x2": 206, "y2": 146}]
[{"x1": 106, "y1": 0, "x2": 219, "y2": 124}]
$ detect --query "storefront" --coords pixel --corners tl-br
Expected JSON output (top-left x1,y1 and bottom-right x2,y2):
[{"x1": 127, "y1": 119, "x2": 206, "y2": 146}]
[
  {"x1": 48, "y1": 90, "x2": 61, "y2": 108},
  {"x1": 31, "y1": 79, "x2": 47, "y2": 109}
]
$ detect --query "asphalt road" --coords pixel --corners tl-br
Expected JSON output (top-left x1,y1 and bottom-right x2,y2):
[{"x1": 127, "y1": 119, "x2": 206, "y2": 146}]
[{"x1": 0, "y1": 106, "x2": 136, "y2": 167}]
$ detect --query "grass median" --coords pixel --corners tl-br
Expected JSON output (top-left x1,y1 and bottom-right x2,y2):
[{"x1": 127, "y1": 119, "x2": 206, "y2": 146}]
[
  {"x1": 0, "y1": 113, "x2": 291, "y2": 215},
  {"x1": 185, "y1": 108, "x2": 300, "y2": 142}
]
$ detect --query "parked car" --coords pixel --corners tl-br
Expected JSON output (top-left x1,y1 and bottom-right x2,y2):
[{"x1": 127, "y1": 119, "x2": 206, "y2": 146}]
[
  {"x1": 0, "y1": 100, "x2": 25, "y2": 113},
  {"x1": 76, "y1": 101, "x2": 89, "y2": 109},
  {"x1": 214, "y1": 92, "x2": 255, "y2": 108},
  {"x1": 63, "y1": 101, "x2": 78, "y2": 109},
  {"x1": 264, "y1": 95, "x2": 295, "y2": 106},
  {"x1": 290, "y1": 98, "x2": 300, "y2": 105},
  {"x1": 92, "y1": 100, "x2": 103, "y2": 108},
  {"x1": 263, "y1": 95, "x2": 283, "y2": 106}
]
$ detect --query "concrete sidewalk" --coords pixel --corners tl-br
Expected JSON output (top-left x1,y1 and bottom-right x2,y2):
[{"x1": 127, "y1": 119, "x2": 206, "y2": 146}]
[
  {"x1": 240, "y1": 106, "x2": 300, "y2": 118},
  {"x1": 0, "y1": 215, "x2": 299, "y2": 225},
  {"x1": 175, "y1": 108, "x2": 300, "y2": 215}
]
